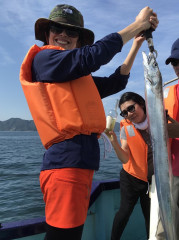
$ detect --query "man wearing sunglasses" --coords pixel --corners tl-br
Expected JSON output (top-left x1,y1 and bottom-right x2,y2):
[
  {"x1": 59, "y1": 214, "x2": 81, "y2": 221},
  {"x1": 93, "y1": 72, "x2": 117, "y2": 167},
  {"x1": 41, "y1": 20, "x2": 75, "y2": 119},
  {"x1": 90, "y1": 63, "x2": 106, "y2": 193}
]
[
  {"x1": 20, "y1": 4, "x2": 159, "y2": 240},
  {"x1": 162, "y1": 38, "x2": 179, "y2": 239}
]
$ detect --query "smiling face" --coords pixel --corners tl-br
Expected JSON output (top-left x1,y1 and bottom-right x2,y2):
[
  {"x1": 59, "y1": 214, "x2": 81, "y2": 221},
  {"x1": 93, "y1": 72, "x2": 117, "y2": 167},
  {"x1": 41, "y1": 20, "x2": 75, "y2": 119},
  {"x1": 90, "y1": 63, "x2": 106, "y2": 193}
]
[
  {"x1": 120, "y1": 100, "x2": 146, "y2": 124},
  {"x1": 47, "y1": 28, "x2": 80, "y2": 50}
]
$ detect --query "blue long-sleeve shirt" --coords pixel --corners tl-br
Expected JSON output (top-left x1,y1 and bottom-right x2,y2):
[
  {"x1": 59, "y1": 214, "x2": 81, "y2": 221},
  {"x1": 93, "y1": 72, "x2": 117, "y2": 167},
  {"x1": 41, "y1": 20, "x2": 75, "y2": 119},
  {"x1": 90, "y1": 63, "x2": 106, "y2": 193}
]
[{"x1": 32, "y1": 33, "x2": 129, "y2": 171}]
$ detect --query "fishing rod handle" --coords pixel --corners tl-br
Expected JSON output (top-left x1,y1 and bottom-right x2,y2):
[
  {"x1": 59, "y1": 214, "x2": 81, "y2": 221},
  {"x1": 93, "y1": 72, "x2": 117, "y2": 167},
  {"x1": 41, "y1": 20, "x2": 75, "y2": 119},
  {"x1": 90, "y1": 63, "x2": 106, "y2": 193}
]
[
  {"x1": 145, "y1": 28, "x2": 155, "y2": 53},
  {"x1": 145, "y1": 28, "x2": 153, "y2": 39}
]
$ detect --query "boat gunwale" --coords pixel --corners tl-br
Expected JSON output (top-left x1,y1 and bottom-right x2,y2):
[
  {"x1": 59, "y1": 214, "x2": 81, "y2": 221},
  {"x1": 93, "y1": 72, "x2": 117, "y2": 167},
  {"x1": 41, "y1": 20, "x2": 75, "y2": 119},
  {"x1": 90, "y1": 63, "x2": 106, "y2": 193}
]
[{"x1": 0, "y1": 179, "x2": 120, "y2": 240}]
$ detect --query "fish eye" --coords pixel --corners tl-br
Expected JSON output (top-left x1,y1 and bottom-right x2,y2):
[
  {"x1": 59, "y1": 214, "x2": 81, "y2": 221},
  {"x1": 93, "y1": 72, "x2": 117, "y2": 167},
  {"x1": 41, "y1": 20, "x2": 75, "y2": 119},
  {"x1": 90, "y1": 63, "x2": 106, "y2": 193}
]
[{"x1": 152, "y1": 62, "x2": 158, "y2": 68}]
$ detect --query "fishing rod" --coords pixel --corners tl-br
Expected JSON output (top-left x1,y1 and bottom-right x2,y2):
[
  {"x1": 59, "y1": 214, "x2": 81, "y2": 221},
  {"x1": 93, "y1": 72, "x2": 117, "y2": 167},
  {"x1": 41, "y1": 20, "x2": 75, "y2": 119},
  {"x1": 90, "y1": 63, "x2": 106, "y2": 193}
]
[
  {"x1": 163, "y1": 77, "x2": 179, "y2": 87},
  {"x1": 145, "y1": 28, "x2": 157, "y2": 58}
]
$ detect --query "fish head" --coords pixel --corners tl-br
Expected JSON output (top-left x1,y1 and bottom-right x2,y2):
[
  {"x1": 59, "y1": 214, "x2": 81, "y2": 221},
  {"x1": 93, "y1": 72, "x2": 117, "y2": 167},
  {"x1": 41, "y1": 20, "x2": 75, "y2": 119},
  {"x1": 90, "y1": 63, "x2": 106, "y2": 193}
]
[{"x1": 142, "y1": 51, "x2": 162, "y2": 86}]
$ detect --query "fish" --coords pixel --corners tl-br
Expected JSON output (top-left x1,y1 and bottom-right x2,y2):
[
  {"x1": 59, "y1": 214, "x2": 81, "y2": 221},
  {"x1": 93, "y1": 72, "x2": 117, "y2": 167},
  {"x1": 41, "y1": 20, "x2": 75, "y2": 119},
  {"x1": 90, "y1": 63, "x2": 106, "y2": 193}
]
[{"x1": 142, "y1": 51, "x2": 176, "y2": 240}]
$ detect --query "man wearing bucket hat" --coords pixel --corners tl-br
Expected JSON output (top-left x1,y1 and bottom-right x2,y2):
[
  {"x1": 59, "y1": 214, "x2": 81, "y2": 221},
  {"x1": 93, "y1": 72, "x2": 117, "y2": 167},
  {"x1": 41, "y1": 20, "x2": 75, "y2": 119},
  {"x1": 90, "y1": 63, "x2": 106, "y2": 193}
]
[
  {"x1": 20, "y1": 4, "x2": 158, "y2": 240},
  {"x1": 35, "y1": 5, "x2": 94, "y2": 47}
]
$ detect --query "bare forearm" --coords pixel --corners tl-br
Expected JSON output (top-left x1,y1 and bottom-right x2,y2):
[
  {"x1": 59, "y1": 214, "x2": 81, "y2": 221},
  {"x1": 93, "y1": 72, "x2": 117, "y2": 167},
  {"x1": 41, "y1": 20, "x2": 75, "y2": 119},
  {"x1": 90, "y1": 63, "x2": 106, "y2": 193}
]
[
  {"x1": 168, "y1": 123, "x2": 179, "y2": 138},
  {"x1": 167, "y1": 116, "x2": 179, "y2": 138},
  {"x1": 120, "y1": 41, "x2": 142, "y2": 75},
  {"x1": 118, "y1": 21, "x2": 144, "y2": 45},
  {"x1": 111, "y1": 141, "x2": 129, "y2": 164}
]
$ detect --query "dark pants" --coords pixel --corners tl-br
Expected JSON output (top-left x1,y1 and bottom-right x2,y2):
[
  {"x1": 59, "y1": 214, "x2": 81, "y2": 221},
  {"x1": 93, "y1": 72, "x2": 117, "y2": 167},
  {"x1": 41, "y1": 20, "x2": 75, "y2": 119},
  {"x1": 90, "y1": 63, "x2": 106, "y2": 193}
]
[
  {"x1": 111, "y1": 169, "x2": 150, "y2": 240},
  {"x1": 44, "y1": 224, "x2": 84, "y2": 240}
]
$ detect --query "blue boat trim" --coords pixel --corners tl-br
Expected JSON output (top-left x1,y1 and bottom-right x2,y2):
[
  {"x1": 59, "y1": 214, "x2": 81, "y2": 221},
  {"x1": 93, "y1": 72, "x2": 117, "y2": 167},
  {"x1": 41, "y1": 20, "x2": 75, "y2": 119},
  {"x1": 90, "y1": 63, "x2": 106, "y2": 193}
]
[
  {"x1": 89, "y1": 179, "x2": 120, "y2": 206},
  {"x1": 0, "y1": 179, "x2": 120, "y2": 240}
]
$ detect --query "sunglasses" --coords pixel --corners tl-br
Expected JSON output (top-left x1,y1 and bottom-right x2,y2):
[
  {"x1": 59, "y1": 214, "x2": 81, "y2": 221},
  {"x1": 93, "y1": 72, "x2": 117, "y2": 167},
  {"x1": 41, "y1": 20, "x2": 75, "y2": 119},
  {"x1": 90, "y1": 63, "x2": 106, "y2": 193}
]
[
  {"x1": 50, "y1": 25, "x2": 79, "y2": 38},
  {"x1": 171, "y1": 60, "x2": 179, "y2": 67},
  {"x1": 120, "y1": 103, "x2": 136, "y2": 118}
]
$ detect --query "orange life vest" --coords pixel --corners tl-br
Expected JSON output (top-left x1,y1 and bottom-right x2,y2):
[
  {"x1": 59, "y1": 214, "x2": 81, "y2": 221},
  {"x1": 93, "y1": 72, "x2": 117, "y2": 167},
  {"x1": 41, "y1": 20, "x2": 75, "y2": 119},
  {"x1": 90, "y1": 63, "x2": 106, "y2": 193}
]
[
  {"x1": 164, "y1": 84, "x2": 178, "y2": 146},
  {"x1": 120, "y1": 120, "x2": 148, "y2": 182},
  {"x1": 20, "y1": 44, "x2": 106, "y2": 149},
  {"x1": 164, "y1": 84, "x2": 178, "y2": 120}
]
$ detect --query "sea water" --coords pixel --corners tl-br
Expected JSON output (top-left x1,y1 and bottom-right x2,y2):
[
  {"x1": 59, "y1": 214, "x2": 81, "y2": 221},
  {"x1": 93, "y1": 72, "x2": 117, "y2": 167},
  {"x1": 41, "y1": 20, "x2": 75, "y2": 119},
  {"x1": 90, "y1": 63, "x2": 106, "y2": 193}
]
[{"x1": 0, "y1": 131, "x2": 122, "y2": 224}]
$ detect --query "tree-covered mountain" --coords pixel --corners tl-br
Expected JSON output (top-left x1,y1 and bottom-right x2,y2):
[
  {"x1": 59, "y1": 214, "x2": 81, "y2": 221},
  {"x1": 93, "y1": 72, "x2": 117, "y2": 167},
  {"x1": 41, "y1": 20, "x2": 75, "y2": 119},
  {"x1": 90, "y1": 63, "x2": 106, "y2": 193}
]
[
  {"x1": 0, "y1": 118, "x2": 36, "y2": 131},
  {"x1": 0, "y1": 118, "x2": 120, "y2": 132}
]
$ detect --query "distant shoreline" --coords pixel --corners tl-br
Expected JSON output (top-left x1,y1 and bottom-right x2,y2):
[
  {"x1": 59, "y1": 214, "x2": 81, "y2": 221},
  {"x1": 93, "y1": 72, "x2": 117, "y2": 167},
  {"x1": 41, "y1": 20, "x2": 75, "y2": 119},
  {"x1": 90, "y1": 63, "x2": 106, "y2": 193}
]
[
  {"x1": 0, "y1": 118, "x2": 120, "y2": 132},
  {"x1": 0, "y1": 118, "x2": 36, "y2": 131}
]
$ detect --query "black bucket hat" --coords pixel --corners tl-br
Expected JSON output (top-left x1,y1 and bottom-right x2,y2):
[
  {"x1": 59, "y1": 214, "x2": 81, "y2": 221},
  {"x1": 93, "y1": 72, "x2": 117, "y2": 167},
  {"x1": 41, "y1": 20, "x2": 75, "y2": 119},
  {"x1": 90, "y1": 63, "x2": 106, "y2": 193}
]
[{"x1": 35, "y1": 4, "x2": 94, "y2": 46}]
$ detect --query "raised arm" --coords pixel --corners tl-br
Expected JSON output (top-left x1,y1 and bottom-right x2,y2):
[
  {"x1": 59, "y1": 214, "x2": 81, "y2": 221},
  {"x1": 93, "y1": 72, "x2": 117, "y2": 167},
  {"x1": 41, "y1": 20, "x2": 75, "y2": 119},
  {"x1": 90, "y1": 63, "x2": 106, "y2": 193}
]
[
  {"x1": 109, "y1": 131, "x2": 130, "y2": 164},
  {"x1": 118, "y1": 6, "x2": 158, "y2": 45},
  {"x1": 120, "y1": 34, "x2": 145, "y2": 75}
]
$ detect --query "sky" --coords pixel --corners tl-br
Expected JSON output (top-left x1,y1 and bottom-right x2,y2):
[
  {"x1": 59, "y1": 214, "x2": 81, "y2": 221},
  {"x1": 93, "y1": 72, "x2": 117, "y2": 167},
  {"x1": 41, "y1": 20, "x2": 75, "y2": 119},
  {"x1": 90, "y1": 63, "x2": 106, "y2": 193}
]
[{"x1": 0, "y1": 0, "x2": 178, "y2": 121}]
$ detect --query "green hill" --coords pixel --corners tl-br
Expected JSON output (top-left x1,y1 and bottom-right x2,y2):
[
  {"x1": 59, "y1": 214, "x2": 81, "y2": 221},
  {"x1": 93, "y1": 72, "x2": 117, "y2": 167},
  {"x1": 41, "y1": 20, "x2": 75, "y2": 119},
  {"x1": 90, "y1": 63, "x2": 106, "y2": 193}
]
[
  {"x1": 0, "y1": 118, "x2": 36, "y2": 131},
  {"x1": 0, "y1": 118, "x2": 120, "y2": 132}
]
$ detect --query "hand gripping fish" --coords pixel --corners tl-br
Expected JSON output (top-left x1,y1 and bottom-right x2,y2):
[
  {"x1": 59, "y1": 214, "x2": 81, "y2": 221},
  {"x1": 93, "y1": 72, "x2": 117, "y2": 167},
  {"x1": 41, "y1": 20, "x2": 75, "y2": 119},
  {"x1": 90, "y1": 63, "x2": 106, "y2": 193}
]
[{"x1": 142, "y1": 47, "x2": 176, "y2": 239}]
